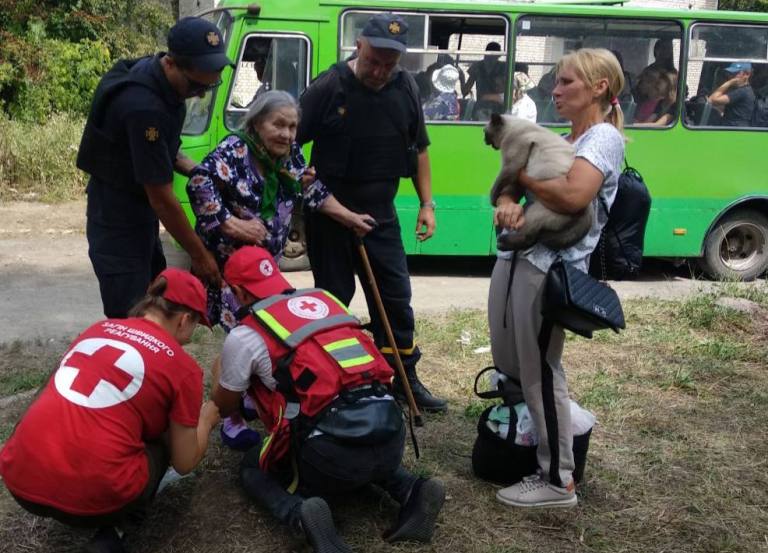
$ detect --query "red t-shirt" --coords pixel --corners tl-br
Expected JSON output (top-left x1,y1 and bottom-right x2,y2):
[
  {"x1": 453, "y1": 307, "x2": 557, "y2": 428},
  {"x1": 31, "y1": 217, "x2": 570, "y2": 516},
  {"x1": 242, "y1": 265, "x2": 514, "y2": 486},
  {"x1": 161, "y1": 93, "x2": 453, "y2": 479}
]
[{"x1": 0, "y1": 318, "x2": 202, "y2": 515}]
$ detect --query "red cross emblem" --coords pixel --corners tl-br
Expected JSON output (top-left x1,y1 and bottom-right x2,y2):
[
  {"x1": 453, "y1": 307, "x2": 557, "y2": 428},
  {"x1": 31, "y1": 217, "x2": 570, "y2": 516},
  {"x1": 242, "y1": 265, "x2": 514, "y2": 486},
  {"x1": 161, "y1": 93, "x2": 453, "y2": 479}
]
[
  {"x1": 300, "y1": 300, "x2": 318, "y2": 312},
  {"x1": 67, "y1": 345, "x2": 133, "y2": 396}
]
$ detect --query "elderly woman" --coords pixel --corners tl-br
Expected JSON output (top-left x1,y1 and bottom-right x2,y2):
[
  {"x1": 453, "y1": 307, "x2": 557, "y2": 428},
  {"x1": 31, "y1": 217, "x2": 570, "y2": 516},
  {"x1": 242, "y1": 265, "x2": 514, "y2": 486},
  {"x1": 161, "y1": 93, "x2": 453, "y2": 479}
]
[
  {"x1": 188, "y1": 90, "x2": 371, "y2": 449},
  {"x1": 489, "y1": 48, "x2": 625, "y2": 508},
  {"x1": 187, "y1": 90, "x2": 372, "y2": 330}
]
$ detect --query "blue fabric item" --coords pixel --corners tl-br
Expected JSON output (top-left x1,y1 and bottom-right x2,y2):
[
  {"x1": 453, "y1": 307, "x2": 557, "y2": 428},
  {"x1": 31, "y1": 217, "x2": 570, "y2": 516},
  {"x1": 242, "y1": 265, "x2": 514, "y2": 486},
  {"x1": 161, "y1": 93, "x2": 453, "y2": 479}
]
[{"x1": 220, "y1": 425, "x2": 262, "y2": 452}]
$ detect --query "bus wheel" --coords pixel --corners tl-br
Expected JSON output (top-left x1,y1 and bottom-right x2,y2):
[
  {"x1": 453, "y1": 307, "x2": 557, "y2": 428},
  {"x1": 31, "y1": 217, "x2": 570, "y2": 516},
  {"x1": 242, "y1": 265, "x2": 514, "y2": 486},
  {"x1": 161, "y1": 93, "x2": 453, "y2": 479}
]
[{"x1": 698, "y1": 209, "x2": 768, "y2": 281}]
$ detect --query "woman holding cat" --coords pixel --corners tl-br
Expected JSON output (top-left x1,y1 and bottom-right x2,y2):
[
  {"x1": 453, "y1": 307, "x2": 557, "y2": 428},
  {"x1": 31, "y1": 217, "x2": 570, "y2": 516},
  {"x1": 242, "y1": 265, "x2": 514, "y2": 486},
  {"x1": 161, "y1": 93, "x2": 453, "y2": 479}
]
[{"x1": 488, "y1": 48, "x2": 625, "y2": 508}]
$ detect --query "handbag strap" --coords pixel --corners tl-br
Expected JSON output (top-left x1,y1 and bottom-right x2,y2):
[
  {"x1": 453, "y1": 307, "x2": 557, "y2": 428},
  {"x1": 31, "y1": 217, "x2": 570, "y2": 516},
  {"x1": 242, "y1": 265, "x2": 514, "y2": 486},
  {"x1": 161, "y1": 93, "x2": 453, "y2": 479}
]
[{"x1": 502, "y1": 251, "x2": 518, "y2": 329}]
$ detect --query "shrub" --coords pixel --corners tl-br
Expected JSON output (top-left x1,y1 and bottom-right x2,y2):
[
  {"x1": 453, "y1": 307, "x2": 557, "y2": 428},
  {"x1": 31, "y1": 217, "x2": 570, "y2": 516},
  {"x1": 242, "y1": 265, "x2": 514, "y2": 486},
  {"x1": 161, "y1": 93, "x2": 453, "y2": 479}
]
[{"x1": 0, "y1": 113, "x2": 87, "y2": 202}]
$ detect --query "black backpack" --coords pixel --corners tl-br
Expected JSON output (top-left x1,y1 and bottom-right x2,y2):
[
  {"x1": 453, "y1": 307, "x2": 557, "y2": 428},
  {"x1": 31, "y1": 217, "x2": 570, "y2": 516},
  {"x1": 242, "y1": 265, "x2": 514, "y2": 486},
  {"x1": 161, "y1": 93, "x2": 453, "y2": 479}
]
[
  {"x1": 751, "y1": 94, "x2": 768, "y2": 128},
  {"x1": 589, "y1": 163, "x2": 652, "y2": 281}
]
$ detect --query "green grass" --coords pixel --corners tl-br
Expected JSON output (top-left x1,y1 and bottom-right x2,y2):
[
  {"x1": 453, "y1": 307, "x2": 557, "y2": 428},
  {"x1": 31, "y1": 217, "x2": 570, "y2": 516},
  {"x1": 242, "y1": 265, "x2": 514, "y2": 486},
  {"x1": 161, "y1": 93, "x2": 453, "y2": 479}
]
[{"x1": 0, "y1": 114, "x2": 87, "y2": 202}]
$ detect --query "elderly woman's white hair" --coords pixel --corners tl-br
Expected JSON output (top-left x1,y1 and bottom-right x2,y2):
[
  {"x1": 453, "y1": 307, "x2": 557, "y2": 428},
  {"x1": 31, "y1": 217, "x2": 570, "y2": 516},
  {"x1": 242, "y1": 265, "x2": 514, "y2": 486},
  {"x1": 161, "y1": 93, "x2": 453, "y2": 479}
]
[{"x1": 241, "y1": 89, "x2": 300, "y2": 131}]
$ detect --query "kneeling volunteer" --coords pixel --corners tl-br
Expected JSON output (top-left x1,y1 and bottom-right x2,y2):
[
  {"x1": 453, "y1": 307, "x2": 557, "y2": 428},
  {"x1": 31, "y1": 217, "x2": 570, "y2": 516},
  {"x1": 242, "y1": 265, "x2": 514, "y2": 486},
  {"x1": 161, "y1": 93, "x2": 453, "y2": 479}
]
[
  {"x1": 212, "y1": 246, "x2": 445, "y2": 553},
  {"x1": 0, "y1": 268, "x2": 221, "y2": 553}
]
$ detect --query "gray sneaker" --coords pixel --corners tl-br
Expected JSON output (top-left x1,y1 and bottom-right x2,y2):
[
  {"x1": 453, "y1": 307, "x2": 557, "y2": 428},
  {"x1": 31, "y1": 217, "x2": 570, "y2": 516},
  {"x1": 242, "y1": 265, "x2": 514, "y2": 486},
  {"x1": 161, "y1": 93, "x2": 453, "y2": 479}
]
[{"x1": 495, "y1": 475, "x2": 577, "y2": 508}]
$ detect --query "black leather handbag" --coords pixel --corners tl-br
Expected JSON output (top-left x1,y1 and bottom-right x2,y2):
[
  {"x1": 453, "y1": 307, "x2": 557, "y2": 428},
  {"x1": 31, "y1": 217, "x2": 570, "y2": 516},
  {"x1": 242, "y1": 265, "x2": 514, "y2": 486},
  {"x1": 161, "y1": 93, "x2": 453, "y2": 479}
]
[{"x1": 542, "y1": 257, "x2": 625, "y2": 338}]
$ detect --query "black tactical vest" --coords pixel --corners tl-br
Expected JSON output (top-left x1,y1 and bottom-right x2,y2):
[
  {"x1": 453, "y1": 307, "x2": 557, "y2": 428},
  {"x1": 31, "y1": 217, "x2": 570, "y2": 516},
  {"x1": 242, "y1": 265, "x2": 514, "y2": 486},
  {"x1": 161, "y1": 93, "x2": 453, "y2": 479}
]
[
  {"x1": 76, "y1": 59, "x2": 158, "y2": 194},
  {"x1": 311, "y1": 62, "x2": 419, "y2": 182}
]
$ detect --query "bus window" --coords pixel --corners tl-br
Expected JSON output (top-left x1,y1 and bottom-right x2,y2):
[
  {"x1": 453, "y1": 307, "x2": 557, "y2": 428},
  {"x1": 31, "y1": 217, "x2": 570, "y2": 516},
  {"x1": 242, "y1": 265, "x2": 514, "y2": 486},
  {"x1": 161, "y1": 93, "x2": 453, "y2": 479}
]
[
  {"x1": 685, "y1": 23, "x2": 768, "y2": 129},
  {"x1": 514, "y1": 16, "x2": 681, "y2": 127},
  {"x1": 339, "y1": 11, "x2": 508, "y2": 123},
  {"x1": 182, "y1": 11, "x2": 233, "y2": 135},
  {"x1": 224, "y1": 34, "x2": 310, "y2": 130}
]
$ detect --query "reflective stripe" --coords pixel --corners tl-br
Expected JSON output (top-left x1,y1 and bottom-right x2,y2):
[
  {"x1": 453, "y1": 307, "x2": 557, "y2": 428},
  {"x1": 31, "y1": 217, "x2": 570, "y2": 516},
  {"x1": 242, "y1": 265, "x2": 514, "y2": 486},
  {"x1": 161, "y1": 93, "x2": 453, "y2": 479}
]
[
  {"x1": 321, "y1": 290, "x2": 351, "y2": 314},
  {"x1": 323, "y1": 337, "x2": 359, "y2": 352},
  {"x1": 323, "y1": 338, "x2": 374, "y2": 368},
  {"x1": 285, "y1": 314, "x2": 359, "y2": 348},
  {"x1": 255, "y1": 309, "x2": 290, "y2": 340},
  {"x1": 380, "y1": 343, "x2": 417, "y2": 355},
  {"x1": 259, "y1": 405, "x2": 284, "y2": 463}
]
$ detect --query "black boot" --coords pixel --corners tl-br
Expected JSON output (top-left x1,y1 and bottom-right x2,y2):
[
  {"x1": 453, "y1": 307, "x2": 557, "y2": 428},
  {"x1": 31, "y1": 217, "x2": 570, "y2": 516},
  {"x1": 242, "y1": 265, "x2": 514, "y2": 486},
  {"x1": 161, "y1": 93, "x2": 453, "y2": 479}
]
[
  {"x1": 393, "y1": 369, "x2": 447, "y2": 413},
  {"x1": 294, "y1": 497, "x2": 354, "y2": 553},
  {"x1": 383, "y1": 478, "x2": 446, "y2": 543}
]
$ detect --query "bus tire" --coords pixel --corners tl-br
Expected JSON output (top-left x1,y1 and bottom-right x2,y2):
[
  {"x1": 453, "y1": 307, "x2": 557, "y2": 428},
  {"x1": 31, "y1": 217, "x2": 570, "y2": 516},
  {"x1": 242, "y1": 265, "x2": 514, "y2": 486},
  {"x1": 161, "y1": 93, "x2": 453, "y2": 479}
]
[
  {"x1": 278, "y1": 252, "x2": 310, "y2": 272},
  {"x1": 698, "y1": 209, "x2": 768, "y2": 281}
]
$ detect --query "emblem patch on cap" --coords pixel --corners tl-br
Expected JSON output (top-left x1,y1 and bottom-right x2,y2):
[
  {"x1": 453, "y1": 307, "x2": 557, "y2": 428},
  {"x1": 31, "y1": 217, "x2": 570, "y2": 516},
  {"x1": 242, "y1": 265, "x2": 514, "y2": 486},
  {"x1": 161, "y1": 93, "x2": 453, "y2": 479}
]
[
  {"x1": 145, "y1": 127, "x2": 159, "y2": 142},
  {"x1": 206, "y1": 31, "x2": 220, "y2": 47},
  {"x1": 388, "y1": 21, "x2": 401, "y2": 35},
  {"x1": 259, "y1": 259, "x2": 274, "y2": 277},
  {"x1": 337, "y1": 106, "x2": 346, "y2": 116}
]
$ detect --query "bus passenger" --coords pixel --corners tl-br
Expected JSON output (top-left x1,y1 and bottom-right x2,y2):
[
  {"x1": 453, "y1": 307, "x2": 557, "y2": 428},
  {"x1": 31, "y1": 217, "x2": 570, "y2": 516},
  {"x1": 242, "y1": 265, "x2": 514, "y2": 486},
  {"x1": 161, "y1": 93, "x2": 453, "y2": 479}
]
[
  {"x1": 463, "y1": 41, "x2": 507, "y2": 120},
  {"x1": 0, "y1": 268, "x2": 221, "y2": 553},
  {"x1": 213, "y1": 246, "x2": 445, "y2": 553},
  {"x1": 296, "y1": 12, "x2": 447, "y2": 413},
  {"x1": 489, "y1": 48, "x2": 625, "y2": 508},
  {"x1": 423, "y1": 64, "x2": 461, "y2": 121},
  {"x1": 186, "y1": 90, "x2": 371, "y2": 449},
  {"x1": 708, "y1": 62, "x2": 755, "y2": 127}
]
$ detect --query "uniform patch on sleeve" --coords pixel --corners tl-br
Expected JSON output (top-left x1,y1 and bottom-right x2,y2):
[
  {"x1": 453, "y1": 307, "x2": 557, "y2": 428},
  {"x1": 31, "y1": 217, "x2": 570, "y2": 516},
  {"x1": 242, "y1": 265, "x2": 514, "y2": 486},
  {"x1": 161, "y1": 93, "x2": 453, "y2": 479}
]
[{"x1": 145, "y1": 127, "x2": 160, "y2": 142}]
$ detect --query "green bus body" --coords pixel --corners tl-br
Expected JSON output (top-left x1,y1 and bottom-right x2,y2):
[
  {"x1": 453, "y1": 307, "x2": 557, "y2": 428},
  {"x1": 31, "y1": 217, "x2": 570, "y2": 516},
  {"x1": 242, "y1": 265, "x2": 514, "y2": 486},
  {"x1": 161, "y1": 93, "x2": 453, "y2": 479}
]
[{"x1": 176, "y1": 0, "x2": 768, "y2": 278}]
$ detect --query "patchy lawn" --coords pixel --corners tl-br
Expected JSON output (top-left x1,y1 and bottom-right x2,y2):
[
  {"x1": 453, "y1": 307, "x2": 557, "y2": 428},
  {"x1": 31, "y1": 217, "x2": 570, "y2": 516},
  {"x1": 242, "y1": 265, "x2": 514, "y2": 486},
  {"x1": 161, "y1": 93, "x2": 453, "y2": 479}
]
[{"x1": 1, "y1": 287, "x2": 768, "y2": 553}]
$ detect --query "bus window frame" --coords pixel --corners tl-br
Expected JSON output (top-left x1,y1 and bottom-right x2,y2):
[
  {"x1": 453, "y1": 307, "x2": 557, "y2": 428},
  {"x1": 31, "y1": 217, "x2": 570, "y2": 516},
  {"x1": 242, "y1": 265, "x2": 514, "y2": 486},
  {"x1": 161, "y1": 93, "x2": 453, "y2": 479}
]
[
  {"x1": 683, "y1": 21, "x2": 768, "y2": 133},
  {"x1": 338, "y1": 9, "x2": 511, "y2": 126},
  {"x1": 513, "y1": 13, "x2": 684, "y2": 130},
  {"x1": 182, "y1": 10, "x2": 235, "y2": 136},
  {"x1": 223, "y1": 31, "x2": 313, "y2": 132}
]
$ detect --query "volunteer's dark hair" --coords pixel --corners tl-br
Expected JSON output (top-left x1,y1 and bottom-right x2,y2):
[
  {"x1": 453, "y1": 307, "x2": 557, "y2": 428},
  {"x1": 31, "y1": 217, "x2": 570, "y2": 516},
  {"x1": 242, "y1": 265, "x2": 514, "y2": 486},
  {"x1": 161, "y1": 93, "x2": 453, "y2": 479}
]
[{"x1": 128, "y1": 277, "x2": 199, "y2": 321}]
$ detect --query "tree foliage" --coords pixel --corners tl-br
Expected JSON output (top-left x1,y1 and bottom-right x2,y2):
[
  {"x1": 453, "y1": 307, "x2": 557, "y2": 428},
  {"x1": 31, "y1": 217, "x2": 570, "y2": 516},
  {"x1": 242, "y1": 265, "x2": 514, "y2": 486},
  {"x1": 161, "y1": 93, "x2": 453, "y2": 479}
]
[
  {"x1": 719, "y1": 0, "x2": 768, "y2": 12},
  {"x1": 0, "y1": 0, "x2": 174, "y2": 121}
]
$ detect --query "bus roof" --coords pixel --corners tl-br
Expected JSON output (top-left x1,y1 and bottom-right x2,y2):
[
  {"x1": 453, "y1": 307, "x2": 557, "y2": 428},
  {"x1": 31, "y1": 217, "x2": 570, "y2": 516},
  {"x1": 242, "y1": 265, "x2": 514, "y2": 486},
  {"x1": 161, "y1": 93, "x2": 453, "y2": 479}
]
[{"x1": 216, "y1": 0, "x2": 768, "y2": 23}]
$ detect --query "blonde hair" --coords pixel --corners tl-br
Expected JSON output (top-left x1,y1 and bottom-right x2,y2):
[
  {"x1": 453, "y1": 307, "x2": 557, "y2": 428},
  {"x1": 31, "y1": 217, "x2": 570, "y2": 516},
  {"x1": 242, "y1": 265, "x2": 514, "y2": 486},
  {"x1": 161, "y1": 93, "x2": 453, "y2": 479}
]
[{"x1": 556, "y1": 48, "x2": 626, "y2": 134}]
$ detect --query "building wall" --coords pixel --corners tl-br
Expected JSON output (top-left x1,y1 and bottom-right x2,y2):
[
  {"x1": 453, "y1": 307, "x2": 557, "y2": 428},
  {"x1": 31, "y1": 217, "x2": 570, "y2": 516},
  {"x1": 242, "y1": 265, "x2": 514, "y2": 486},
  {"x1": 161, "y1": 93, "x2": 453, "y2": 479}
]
[{"x1": 179, "y1": 0, "x2": 217, "y2": 18}]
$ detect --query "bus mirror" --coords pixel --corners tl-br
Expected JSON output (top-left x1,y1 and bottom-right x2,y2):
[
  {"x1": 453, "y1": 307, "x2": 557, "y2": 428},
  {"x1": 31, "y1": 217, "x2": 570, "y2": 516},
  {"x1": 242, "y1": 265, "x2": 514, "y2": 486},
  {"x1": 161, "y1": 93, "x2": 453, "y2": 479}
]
[{"x1": 247, "y1": 4, "x2": 261, "y2": 16}]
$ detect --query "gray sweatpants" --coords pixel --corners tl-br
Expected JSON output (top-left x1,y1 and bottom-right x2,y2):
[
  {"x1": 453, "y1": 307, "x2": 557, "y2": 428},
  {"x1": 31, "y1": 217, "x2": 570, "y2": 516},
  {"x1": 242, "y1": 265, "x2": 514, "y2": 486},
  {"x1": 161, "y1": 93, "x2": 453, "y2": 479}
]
[{"x1": 488, "y1": 255, "x2": 574, "y2": 487}]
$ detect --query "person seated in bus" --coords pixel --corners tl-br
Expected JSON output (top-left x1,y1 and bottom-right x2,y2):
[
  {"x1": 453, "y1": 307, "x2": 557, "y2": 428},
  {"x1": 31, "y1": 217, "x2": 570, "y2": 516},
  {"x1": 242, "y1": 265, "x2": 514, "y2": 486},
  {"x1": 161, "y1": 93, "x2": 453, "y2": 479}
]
[
  {"x1": 212, "y1": 246, "x2": 446, "y2": 553},
  {"x1": 639, "y1": 38, "x2": 676, "y2": 76},
  {"x1": 414, "y1": 53, "x2": 455, "y2": 102},
  {"x1": 423, "y1": 63, "x2": 461, "y2": 121},
  {"x1": 0, "y1": 268, "x2": 221, "y2": 553},
  {"x1": 635, "y1": 70, "x2": 678, "y2": 127},
  {"x1": 462, "y1": 41, "x2": 507, "y2": 119},
  {"x1": 633, "y1": 66, "x2": 672, "y2": 123},
  {"x1": 490, "y1": 48, "x2": 625, "y2": 509},
  {"x1": 707, "y1": 62, "x2": 755, "y2": 127},
  {"x1": 509, "y1": 70, "x2": 537, "y2": 123},
  {"x1": 609, "y1": 50, "x2": 634, "y2": 102}
]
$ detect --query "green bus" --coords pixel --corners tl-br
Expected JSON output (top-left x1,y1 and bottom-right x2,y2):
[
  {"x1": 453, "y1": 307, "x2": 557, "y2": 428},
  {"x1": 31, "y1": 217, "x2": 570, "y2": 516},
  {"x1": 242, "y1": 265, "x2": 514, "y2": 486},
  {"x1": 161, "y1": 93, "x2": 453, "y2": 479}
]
[{"x1": 176, "y1": 0, "x2": 768, "y2": 279}]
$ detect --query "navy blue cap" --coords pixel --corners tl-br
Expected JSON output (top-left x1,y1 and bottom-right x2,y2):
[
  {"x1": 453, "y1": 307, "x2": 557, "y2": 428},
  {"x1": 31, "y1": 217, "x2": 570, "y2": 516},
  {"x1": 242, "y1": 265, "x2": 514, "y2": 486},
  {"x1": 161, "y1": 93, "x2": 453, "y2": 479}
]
[
  {"x1": 361, "y1": 13, "x2": 409, "y2": 53},
  {"x1": 167, "y1": 17, "x2": 234, "y2": 73}
]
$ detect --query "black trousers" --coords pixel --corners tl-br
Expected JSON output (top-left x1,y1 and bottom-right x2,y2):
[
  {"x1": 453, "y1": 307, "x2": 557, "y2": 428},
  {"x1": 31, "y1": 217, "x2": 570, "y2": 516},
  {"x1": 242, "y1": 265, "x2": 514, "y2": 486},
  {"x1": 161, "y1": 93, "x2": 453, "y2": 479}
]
[
  {"x1": 87, "y1": 218, "x2": 167, "y2": 319},
  {"x1": 12, "y1": 442, "x2": 169, "y2": 529},
  {"x1": 239, "y1": 427, "x2": 416, "y2": 526},
  {"x1": 305, "y1": 210, "x2": 421, "y2": 370}
]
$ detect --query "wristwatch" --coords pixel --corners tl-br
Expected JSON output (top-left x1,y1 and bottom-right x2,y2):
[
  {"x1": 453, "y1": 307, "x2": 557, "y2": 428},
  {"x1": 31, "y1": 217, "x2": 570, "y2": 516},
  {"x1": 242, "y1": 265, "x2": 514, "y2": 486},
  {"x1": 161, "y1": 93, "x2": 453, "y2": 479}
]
[{"x1": 420, "y1": 200, "x2": 436, "y2": 209}]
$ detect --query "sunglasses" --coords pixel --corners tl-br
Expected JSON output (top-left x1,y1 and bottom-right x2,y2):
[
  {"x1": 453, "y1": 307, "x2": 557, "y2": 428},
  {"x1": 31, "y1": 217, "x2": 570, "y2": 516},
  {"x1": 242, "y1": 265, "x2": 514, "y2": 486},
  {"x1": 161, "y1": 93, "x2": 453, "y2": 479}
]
[{"x1": 181, "y1": 70, "x2": 222, "y2": 95}]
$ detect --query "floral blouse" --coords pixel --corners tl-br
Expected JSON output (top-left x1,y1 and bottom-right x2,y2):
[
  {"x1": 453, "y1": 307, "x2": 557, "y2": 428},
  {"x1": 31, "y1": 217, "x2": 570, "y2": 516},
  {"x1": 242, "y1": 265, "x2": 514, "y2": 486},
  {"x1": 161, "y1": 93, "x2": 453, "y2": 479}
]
[{"x1": 186, "y1": 135, "x2": 330, "y2": 330}]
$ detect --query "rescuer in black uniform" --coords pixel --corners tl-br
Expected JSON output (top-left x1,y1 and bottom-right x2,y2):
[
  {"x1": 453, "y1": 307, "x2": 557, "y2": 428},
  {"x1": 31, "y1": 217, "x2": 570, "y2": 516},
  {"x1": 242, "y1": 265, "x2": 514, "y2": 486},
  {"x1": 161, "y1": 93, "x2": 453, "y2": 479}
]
[
  {"x1": 78, "y1": 17, "x2": 232, "y2": 318},
  {"x1": 297, "y1": 13, "x2": 447, "y2": 412}
]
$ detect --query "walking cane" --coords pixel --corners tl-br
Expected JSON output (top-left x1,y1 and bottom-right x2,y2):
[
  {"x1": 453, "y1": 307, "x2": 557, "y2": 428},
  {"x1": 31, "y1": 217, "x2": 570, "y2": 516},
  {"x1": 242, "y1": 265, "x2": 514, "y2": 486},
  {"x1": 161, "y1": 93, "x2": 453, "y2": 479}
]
[{"x1": 355, "y1": 234, "x2": 424, "y2": 427}]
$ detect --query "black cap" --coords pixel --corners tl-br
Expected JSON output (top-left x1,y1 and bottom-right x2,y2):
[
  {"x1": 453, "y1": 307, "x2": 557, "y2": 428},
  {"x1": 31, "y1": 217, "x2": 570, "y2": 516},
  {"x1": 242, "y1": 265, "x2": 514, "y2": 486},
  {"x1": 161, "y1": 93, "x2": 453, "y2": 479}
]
[
  {"x1": 361, "y1": 13, "x2": 408, "y2": 53},
  {"x1": 167, "y1": 17, "x2": 234, "y2": 73}
]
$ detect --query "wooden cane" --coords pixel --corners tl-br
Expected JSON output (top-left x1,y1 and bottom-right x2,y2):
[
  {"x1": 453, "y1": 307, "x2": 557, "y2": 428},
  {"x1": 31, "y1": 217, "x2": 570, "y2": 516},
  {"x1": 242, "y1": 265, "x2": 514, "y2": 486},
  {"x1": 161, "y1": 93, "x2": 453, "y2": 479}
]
[{"x1": 355, "y1": 238, "x2": 424, "y2": 427}]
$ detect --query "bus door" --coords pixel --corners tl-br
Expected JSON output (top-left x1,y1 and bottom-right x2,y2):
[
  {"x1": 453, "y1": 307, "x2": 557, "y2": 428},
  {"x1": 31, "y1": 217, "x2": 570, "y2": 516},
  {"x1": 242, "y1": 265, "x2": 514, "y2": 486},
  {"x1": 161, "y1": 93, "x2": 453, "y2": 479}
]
[{"x1": 339, "y1": 10, "x2": 512, "y2": 255}]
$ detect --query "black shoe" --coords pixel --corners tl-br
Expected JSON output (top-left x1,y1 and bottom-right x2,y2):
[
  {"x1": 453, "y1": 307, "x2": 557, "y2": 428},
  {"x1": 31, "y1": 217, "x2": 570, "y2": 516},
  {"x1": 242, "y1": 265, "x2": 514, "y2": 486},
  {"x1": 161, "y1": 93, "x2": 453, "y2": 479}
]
[
  {"x1": 393, "y1": 378, "x2": 448, "y2": 413},
  {"x1": 83, "y1": 527, "x2": 126, "y2": 553},
  {"x1": 298, "y1": 497, "x2": 354, "y2": 553},
  {"x1": 383, "y1": 478, "x2": 445, "y2": 543}
]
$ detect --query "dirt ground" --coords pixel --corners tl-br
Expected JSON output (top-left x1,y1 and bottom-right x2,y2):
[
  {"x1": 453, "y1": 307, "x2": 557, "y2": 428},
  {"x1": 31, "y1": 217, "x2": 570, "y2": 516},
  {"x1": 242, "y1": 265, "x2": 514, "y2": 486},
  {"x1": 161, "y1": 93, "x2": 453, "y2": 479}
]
[{"x1": 2, "y1": 201, "x2": 767, "y2": 553}]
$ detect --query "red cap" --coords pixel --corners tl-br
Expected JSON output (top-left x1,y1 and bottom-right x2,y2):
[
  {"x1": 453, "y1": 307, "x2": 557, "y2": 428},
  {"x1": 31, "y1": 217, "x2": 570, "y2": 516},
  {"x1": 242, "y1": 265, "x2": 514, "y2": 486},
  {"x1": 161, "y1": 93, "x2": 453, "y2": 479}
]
[
  {"x1": 224, "y1": 246, "x2": 292, "y2": 299},
  {"x1": 154, "y1": 268, "x2": 211, "y2": 327}
]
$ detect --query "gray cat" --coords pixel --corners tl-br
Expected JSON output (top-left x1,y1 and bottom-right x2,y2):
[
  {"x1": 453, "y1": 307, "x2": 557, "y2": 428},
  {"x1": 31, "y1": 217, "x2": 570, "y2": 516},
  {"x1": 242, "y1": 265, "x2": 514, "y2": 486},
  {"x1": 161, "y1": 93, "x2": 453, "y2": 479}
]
[{"x1": 484, "y1": 113, "x2": 593, "y2": 251}]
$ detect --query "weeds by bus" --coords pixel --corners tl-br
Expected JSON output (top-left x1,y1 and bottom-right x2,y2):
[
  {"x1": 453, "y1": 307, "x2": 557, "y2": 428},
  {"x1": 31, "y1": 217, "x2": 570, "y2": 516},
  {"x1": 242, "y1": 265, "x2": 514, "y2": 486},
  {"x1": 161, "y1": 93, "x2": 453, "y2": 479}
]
[{"x1": 174, "y1": 0, "x2": 768, "y2": 279}]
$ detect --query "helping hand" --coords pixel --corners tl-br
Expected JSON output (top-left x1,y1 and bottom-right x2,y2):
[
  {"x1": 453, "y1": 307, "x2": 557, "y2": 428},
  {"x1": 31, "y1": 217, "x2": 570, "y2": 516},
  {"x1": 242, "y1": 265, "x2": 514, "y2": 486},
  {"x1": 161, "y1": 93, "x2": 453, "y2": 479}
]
[{"x1": 191, "y1": 250, "x2": 222, "y2": 288}]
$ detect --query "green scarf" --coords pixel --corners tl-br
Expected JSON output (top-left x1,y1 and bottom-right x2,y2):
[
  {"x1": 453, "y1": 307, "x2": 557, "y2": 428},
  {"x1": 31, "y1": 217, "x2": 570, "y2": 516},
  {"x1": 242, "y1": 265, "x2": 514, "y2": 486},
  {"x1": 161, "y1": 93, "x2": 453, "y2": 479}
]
[{"x1": 234, "y1": 131, "x2": 301, "y2": 221}]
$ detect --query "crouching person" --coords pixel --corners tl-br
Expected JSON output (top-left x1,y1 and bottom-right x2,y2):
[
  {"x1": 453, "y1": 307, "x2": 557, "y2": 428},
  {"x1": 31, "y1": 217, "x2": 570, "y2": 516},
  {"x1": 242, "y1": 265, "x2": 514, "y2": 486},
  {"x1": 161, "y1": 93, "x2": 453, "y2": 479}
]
[
  {"x1": 0, "y1": 268, "x2": 221, "y2": 553},
  {"x1": 213, "y1": 246, "x2": 445, "y2": 553}
]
